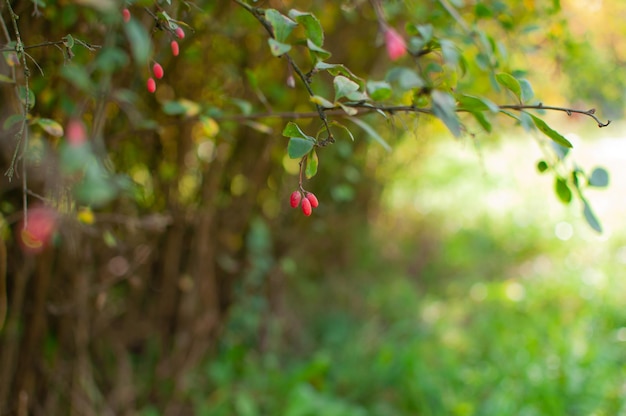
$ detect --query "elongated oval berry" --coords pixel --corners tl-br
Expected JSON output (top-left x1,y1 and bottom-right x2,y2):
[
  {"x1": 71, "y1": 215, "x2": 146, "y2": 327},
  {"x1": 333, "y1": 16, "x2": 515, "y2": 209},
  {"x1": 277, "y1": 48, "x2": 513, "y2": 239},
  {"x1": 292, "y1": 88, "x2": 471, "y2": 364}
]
[
  {"x1": 301, "y1": 197, "x2": 312, "y2": 216},
  {"x1": 122, "y1": 8, "x2": 131, "y2": 23},
  {"x1": 66, "y1": 119, "x2": 87, "y2": 147},
  {"x1": 385, "y1": 28, "x2": 407, "y2": 61},
  {"x1": 171, "y1": 40, "x2": 180, "y2": 56},
  {"x1": 305, "y1": 192, "x2": 319, "y2": 208},
  {"x1": 18, "y1": 206, "x2": 58, "y2": 254},
  {"x1": 153, "y1": 63, "x2": 164, "y2": 79},
  {"x1": 147, "y1": 77, "x2": 156, "y2": 93},
  {"x1": 290, "y1": 190, "x2": 302, "y2": 208},
  {"x1": 175, "y1": 27, "x2": 185, "y2": 39}
]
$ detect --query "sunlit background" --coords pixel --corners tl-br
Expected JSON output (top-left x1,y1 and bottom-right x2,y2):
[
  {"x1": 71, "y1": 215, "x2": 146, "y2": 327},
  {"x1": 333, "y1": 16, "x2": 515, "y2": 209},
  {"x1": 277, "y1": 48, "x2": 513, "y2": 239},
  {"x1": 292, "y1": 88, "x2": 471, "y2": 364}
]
[{"x1": 200, "y1": 2, "x2": 626, "y2": 414}]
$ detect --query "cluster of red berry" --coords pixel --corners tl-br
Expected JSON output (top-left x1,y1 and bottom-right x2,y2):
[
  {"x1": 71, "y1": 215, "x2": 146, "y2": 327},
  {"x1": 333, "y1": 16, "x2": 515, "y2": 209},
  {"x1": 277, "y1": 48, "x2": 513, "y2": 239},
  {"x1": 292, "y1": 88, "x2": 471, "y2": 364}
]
[
  {"x1": 290, "y1": 191, "x2": 319, "y2": 216},
  {"x1": 122, "y1": 8, "x2": 185, "y2": 94}
]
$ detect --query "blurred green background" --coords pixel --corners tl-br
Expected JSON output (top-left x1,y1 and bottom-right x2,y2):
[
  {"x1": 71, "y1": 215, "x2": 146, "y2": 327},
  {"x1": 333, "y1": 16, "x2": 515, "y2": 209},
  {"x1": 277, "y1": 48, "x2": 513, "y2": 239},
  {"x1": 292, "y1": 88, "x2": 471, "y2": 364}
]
[{"x1": 197, "y1": 125, "x2": 626, "y2": 415}]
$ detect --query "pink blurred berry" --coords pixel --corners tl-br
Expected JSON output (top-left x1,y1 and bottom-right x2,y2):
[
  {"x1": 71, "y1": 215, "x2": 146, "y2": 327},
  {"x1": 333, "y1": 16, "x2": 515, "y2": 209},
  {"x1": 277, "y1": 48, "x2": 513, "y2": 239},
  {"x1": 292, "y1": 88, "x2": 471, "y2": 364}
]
[
  {"x1": 147, "y1": 77, "x2": 156, "y2": 93},
  {"x1": 290, "y1": 191, "x2": 302, "y2": 208},
  {"x1": 301, "y1": 197, "x2": 312, "y2": 216},
  {"x1": 175, "y1": 27, "x2": 185, "y2": 39},
  {"x1": 171, "y1": 40, "x2": 180, "y2": 56},
  {"x1": 18, "y1": 206, "x2": 57, "y2": 254},
  {"x1": 66, "y1": 119, "x2": 87, "y2": 146},
  {"x1": 385, "y1": 28, "x2": 407, "y2": 61},
  {"x1": 305, "y1": 192, "x2": 319, "y2": 208},
  {"x1": 153, "y1": 63, "x2": 164, "y2": 79},
  {"x1": 122, "y1": 8, "x2": 131, "y2": 23}
]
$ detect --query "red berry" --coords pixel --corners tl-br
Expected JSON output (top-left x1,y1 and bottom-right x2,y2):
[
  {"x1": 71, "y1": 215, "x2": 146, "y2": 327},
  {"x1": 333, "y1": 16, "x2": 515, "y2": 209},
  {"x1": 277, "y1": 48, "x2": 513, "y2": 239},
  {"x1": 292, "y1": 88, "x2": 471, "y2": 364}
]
[
  {"x1": 147, "y1": 77, "x2": 156, "y2": 93},
  {"x1": 152, "y1": 63, "x2": 164, "y2": 79},
  {"x1": 385, "y1": 28, "x2": 407, "y2": 61},
  {"x1": 17, "y1": 206, "x2": 57, "y2": 254},
  {"x1": 175, "y1": 27, "x2": 185, "y2": 39},
  {"x1": 290, "y1": 191, "x2": 302, "y2": 208},
  {"x1": 122, "y1": 8, "x2": 131, "y2": 23},
  {"x1": 171, "y1": 40, "x2": 180, "y2": 56},
  {"x1": 301, "y1": 198, "x2": 312, "y2": 216},
  {"x1": 305, "y1": 193, "x2": 319, "y2": 208},
  {"x1": 66, "y1": 119, "x2": 87, "y2": 147}
]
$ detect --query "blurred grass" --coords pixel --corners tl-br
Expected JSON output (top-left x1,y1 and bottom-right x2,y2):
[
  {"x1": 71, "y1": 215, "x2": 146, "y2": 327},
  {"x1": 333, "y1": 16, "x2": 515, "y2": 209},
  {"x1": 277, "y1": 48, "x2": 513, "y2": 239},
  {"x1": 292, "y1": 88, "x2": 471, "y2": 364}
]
[{"x1": 180, "y1": 126, "x2": 626, "y2": 416}]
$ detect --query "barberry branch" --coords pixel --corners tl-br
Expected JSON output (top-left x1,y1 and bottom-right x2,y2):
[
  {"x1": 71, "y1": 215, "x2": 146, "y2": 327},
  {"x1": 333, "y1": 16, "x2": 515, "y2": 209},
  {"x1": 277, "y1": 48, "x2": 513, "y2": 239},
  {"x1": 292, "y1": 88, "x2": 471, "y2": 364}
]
[
  {"x1": 233, "y1": 0, "x2": 334, "y2": 144},
  {"x1": 214, "y1": 102, "x2": 610, "y2": 128},
  {"x1": 3, "y1": 0, "x2": 32, "y2": 224},
  {"x1": 499, "y1": 103, "x2": 611, "y2": 127}
]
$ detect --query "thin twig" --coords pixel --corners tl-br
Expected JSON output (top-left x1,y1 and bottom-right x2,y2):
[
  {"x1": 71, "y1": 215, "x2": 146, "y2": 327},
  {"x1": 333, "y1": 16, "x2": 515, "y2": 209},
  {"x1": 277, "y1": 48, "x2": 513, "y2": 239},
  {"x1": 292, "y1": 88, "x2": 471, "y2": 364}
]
[
  {"x1": 213, "y1": 102, "x2": 610, "y2": 127},
  {"x1": 437, "y1": 0, "x2": 471, "y2": 33},
  {"x1": 499, "y1": 103, "x2": 611, "y2": 127},
  {"x1": 4, "y1": 0, "x2": 32, "y2": 225}
]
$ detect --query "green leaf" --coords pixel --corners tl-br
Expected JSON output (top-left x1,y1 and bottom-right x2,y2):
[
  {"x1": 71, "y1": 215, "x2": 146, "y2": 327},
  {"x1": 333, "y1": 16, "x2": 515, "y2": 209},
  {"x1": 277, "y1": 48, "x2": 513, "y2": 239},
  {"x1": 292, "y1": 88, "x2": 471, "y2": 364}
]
[
  {"x1": 519, "y1": 79, "x2": 534, "y2": 102},
  {"x1": 244, "y1": 68, "x2": 258, "y2": 89},
  {"x1": 367, "y1": 81, "x2": 392, "y2": 101},
  {"x1": 457, "y1": 94, "x2": 499, "y2": 113},
  {"x1": 283, "y1": 121, "x2": 314, "y2": 140},
  {"x1": 265, "y1": 9, "x2": 297, "y2": 43},
  {"x1": 306, "y1": 39, "x2": 331, "y2": 61},
  {"x1": 35, "y1": 118, "x2": 64, "y2": 137},
  {"x1": 386, "y1": 67, "x2": 425, "y2": 91},
  {"x1": 305, "y1": 149, "x2": 318, "y2": 179},
  {"x1": 18, "y1": 86, "x2": 35, "y2": 110},
  {"x1": 315, "y1": 62, "x2": 354, "y2": 77},
  {"x1": 555, "y1": 177, "x2": 572, "y2": 204},
  {"x1": 124, "y1": 19, "x2": 152, "y2": 65},
  {"x1": 74, "y1": 173, "x2": 117, "y2": 207},
  {"x1": 60, "y1": 141, "x2": 92, "y2": 174},
  {"x1": 440, "y1": 39, "x2": 459, "y2": 67},
  {"x1": 243, "y1": 120, "x2": 273, "y2": 135},
  {"x1": 550, "y1": 141, "x2": 570, "y2": 160},
  {"x1": 61, "y1": 63, "x2": 94, "y2": 92},
  {"x1": 468, "y1": 110, "x2": 492, "y2": 133},
  {"x1": 537, "y1": 160, "x2": 549, "y2": 173},
  {"x1": 475, "y1": 3, "x2": 493, "y2": 18},
  {"x1": 334, "y1": 75, "x2": 360, "y2": 101},
  {"x1": 338, "y1": 103, "x2": 358, "y2": 116},
  {"x1": 62, "y1": 34, "x2": 74, "y2": 49},
  {"x1": 0, "y1": 73, "x2": 14, "y2": 83},
  {"x1": 162, "y1": 99, "x2": 200, "y2": 117},
  {"x1": 328, "y1": 120, "x2": 355, "y2": 141},
  {"x1": 229, "y1": 98, "x2": 253, "y2": 115},
  {"x1": 520, "y1": 111, "x2": 534, "y2": 132},
  {"x1": 287, "y1": 138, "x2": 315, "y2": 159},
  {"x1": 417, "y1": 24, "x2": 434, "y2": 42},
  {"x1": 530, "y1": 115, "x2": 573, "y2": 148},
  {"x1": 310, "y1": 95, "x2": 335, "y2": 108},
  {"x1": 288, "y1": 9, "x2": 324, "y2": 47},
  {"x1": 583, "y1": 199, "x2": 603, "y2": 233},
  {"x1": 496, "y1": 72, "x2": 521, "y2": 99},
  {"x1": 588, "y1": 167, "x2": 609, "y2": 187},
  {"x1": 268, "y1": 38, "x2": 291, "y2": 56},
  {"x1": 431, "y1": 90, "x2": 461, "y2": 137},
  {"x1": 4, "y1": 114, "x2": 24, "y2": 130},
  {"x1": 347, "y1": 117, "x2": 391, "y2": 152}
]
